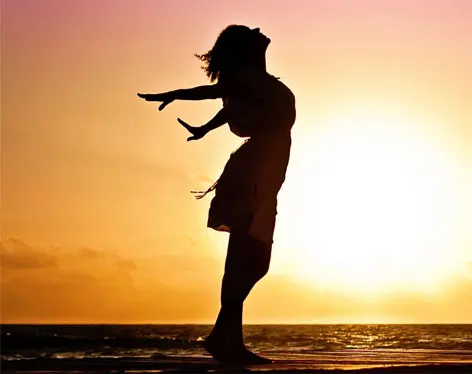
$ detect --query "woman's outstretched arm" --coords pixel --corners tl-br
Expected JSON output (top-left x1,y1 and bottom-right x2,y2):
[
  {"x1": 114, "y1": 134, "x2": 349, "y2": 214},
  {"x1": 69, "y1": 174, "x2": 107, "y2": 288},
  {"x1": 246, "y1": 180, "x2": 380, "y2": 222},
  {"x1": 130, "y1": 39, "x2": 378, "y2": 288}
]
[
  {"x1": 178, "y1": 108, "x2": 227, "y2": 141},
  {"x1": 137, "y1": 84, "x2": 222, "y2": 111}
]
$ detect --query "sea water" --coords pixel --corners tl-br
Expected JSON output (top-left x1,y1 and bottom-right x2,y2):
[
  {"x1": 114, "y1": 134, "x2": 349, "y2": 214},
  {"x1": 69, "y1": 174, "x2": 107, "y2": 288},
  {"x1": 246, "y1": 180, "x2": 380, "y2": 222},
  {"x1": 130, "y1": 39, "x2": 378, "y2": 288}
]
[{"x1": 2, "y1": 324, "x2": 472, "y2": 365}]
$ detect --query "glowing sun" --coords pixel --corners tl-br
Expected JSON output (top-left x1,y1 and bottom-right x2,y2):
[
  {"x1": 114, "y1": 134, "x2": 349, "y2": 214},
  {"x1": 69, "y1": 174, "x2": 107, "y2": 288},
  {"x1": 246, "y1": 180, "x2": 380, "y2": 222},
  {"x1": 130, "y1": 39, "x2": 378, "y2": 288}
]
[{"x1": 274, "y1": 111, "x2": 462, "y2": 295}]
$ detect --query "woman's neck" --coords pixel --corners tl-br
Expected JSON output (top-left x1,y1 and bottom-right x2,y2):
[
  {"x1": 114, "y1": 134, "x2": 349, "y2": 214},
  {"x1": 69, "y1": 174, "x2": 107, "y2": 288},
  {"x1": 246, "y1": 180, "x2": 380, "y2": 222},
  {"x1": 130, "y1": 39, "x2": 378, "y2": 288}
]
[{"x1": 254, "y1": 53, "x2": 267, "y2": 72}]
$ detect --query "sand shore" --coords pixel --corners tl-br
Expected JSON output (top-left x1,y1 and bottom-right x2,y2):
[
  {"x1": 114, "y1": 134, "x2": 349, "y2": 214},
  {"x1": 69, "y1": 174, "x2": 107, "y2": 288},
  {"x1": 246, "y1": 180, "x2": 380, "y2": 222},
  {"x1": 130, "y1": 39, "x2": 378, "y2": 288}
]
[{"x1": 2, "y1": 356, "x2": 472, "y2": 373}]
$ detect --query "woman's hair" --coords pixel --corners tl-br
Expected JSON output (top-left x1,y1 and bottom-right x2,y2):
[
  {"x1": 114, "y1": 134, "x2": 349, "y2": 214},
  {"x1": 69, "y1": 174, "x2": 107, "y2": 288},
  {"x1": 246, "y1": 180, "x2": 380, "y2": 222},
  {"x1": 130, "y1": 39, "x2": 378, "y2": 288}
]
[{"x1": 196, "y1": 25, "x2": 255, "y2": 82}]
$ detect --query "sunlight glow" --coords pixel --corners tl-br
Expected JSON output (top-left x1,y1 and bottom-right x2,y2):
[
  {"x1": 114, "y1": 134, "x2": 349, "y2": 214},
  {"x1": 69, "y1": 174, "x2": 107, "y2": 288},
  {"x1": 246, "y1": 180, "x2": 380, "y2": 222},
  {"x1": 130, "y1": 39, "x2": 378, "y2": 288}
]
[{"x1": 275, "y1": 110, "x2": 463, "y2": 295}]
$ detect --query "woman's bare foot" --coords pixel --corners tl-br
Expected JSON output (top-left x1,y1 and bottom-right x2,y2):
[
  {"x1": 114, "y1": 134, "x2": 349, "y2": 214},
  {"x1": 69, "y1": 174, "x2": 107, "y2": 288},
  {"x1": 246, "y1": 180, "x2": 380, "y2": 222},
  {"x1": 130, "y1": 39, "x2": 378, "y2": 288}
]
[
  {"x1": 204, "y1": 334, "x2": 271, "y2": 367},
  {"x1": 203, "y1": 335, "x2": 225, "y2": 362},
  {"x1": 217, "y1": 346, "x2": 272, "y2": 367},
  {"x1": 238, "y1": 348, "x2": 273, "y2": 365}
]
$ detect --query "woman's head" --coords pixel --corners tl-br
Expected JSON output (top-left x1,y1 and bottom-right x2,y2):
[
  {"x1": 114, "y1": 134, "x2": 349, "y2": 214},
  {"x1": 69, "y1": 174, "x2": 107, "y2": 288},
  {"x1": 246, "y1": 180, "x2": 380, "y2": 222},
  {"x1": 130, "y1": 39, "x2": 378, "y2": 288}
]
[{"x1": 196, "y1": 25, "x2": 270, "y2": 82}]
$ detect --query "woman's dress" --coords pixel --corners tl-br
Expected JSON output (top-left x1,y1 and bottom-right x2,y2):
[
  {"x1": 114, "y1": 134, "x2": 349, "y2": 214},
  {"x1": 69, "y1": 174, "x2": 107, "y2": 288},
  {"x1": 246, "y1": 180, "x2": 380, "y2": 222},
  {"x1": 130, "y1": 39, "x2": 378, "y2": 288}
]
[{"x1": 205, "y1": 68, "x2": 296, "y2": 244}]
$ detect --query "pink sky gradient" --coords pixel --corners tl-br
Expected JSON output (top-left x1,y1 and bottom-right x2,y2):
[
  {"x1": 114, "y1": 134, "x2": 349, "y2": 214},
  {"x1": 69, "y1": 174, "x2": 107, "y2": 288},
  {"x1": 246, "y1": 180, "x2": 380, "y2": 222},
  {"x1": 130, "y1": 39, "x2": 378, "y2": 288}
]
[{"x1": 2, "y1": 0, "x2": 472, "y2": 323}]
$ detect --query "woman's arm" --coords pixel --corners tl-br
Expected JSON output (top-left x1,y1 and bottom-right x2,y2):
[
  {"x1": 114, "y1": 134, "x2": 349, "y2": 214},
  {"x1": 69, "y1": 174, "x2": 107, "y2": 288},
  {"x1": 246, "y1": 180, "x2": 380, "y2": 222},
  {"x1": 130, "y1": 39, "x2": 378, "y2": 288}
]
[
  {"x1": 178, "y1": 108, "x2": 227, "y2": 141},
  {"x1": 137, "y1": 84, "x2": 222, "y2": 110},
  {"x1": 201, "y1": 108, "x2": 228, "y2": 132},
  {"x1": 173, "y1": 85, "x2": 222, "y2": 100}
]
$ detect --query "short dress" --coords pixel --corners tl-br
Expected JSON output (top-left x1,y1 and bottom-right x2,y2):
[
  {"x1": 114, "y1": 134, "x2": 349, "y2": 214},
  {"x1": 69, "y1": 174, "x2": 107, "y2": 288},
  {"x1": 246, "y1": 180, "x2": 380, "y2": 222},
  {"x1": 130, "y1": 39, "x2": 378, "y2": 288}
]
[{"x1": 200, "y1": 68, "x2": 296, "y2": 244}]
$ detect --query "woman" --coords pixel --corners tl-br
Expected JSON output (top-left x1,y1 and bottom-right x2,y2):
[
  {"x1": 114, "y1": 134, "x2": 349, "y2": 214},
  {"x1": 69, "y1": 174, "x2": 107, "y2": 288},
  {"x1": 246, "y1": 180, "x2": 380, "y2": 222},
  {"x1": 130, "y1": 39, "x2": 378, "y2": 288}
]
[{"x1": 138, "y1": 25, "x2": 296, "y2": 366}]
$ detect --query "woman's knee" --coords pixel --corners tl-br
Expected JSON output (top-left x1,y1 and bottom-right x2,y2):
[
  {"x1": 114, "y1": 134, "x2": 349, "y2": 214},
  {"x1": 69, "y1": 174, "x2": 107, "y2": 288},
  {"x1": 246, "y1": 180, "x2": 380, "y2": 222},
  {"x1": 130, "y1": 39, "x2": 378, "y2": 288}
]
[
  {"x1": 248, "y1": 235, "x2": 272, "y2": 280},
  {"x1": 255, "y1": 255, "x2": 270, "y2": 281},
  {"x1": 225, "y1": 233, "x2": 272, "y2": 279}
]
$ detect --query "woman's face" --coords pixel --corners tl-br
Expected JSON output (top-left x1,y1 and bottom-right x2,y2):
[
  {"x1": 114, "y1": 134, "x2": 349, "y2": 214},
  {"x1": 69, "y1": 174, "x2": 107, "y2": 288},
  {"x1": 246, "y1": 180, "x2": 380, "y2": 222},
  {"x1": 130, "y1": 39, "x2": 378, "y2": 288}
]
[{"x1": 250, "y1": 28, "x2": 271, "y2": 50}]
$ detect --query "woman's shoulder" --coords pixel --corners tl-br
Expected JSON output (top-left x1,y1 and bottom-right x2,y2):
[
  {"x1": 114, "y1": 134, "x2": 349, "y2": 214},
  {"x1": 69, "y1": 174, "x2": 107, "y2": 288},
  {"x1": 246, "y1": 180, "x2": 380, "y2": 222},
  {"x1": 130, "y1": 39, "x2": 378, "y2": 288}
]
[{"x1": 269, "y1": 75, "x2": 295, "y2": 102}]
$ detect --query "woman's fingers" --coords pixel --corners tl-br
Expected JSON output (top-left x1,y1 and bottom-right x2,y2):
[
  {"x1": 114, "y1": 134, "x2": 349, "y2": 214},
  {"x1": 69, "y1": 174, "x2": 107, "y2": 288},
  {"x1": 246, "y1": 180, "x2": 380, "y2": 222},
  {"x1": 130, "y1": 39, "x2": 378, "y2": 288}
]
[
  {"x1": 159, "y1": 100, "x2": 173, "y2": 111},
  {"x1": 177, "y1": 118, "x2": 191, "y2": 130},
  {"x1": 137, "y1": 93, "x2": 156, "y2": 101},
  {"x1": 178, "y1": 118, "x2": 204, "y2": 141},
  {"x1": 137, "y1": 93, "x2": 174, "y2": 111},
  {"x1": 137, "y1": 93, "x2": 167, "y2": 102}
]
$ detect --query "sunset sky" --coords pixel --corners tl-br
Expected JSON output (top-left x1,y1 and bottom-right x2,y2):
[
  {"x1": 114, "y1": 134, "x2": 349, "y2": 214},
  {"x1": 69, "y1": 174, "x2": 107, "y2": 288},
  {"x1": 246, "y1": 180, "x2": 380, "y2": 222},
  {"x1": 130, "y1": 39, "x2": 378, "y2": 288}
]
[{"x1": 2, "y1": 0, "x2": 471, "y2": 324}]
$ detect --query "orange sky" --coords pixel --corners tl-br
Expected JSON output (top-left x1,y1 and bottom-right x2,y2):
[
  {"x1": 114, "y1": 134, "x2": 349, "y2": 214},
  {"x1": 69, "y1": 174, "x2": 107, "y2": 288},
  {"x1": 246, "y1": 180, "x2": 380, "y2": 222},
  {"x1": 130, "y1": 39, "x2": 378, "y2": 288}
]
[{"x1": 2, "y1": 0, "x2": 471, "y2": 324}]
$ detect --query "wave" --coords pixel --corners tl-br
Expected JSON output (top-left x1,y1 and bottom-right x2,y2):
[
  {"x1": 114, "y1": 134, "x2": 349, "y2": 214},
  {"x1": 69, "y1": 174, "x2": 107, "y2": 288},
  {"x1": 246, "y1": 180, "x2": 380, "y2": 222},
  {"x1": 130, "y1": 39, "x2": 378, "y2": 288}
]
[
  {"x1": 1, "y1": 335, "x2": 204, "y2": 354},
  {"x1": 3, "y1": 324, "x2": 472, "y2": 360}
]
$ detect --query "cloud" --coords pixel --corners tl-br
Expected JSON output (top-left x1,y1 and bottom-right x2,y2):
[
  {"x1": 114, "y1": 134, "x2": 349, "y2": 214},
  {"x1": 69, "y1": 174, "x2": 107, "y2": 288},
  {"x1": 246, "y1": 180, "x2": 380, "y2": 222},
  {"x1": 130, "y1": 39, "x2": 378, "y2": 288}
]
[
  {"x1": 0, "y1": 239, "x2": 142, "y2": 322},
  {"x1": 0, "y1": 239, "x2": 138, "y2": 279},
  {"x1": 2, "y1": 238, "x2": 471, "y2": 324},
  {"x1": 1, "y1": 238, "x2": 58, "y2": 269},
  {"x1": 0, "y1": 238, "x2": 221, "y2": 323},
  {"x1": 76, "y1": 247, "x2": 101, "y2": 259}
]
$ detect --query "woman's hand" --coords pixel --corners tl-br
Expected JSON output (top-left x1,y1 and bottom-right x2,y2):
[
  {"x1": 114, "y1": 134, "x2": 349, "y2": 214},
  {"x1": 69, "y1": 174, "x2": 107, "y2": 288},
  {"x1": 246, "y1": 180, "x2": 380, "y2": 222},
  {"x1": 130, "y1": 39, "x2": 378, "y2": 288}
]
[
  {"x1": 178, "y1": 118, "x2": 208, "y2": 141},
  {"x1": 137, "y1": 92, "x2": 175, "y2": 111}
]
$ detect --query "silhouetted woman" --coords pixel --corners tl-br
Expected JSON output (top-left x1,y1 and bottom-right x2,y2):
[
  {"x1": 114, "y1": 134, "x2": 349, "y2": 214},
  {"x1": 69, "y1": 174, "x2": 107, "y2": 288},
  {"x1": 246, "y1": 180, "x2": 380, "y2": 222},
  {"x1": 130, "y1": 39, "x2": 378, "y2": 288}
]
[{"x1": 138, "y1": 25, "x2": 296, "y2": 366}]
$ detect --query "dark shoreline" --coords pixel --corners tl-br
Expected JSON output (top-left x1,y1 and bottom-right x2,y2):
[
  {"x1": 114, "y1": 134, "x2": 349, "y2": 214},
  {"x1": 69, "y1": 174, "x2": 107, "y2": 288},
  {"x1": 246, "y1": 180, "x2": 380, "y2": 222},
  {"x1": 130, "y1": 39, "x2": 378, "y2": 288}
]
[{"x1": 2, "y1": 357, "x2": 472, "y2": 373}]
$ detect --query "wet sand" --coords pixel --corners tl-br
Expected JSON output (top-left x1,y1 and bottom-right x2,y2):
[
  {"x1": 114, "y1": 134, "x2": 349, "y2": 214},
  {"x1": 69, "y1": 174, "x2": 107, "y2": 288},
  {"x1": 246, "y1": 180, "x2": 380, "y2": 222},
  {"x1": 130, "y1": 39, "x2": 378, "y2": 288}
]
[{"x1": 2, "y1": 356, "x2": 472, "y2": 373}]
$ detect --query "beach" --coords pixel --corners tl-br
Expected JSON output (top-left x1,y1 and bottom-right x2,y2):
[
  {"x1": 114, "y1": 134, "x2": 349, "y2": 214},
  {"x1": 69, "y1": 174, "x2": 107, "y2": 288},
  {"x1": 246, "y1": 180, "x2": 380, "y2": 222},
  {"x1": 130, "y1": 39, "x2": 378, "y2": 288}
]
[
  {"x1": 2, "y1": 324, "x2": 472, "y2": 373},
  {"x1": 2, "y1": 355, "x2": 472, "y2": 373}
]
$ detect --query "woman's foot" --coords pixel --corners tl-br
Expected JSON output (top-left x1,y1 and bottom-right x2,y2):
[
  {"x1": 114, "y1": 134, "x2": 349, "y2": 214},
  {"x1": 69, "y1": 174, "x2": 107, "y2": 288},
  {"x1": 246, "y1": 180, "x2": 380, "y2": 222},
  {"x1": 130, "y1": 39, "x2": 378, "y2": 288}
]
[
  {"x1": 202, "y1": 335, "x2": 225, "y2": 362},
  {"x1": 233, "y1": 348, "x2": 272, "y2": 366},
  {"x1": 218, "y1": 346, "x2": 273, "y2": 367},
  {"x1": 204, "y1": 335, "x2": 271, "y2": 367}
]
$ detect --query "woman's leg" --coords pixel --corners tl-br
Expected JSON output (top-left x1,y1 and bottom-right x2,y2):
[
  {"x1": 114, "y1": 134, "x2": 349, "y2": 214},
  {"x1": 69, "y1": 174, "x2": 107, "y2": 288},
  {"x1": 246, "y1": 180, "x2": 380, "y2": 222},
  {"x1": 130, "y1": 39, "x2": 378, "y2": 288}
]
[{"x1": 205, "y1": 232, "x2": 272, "y2": 362}]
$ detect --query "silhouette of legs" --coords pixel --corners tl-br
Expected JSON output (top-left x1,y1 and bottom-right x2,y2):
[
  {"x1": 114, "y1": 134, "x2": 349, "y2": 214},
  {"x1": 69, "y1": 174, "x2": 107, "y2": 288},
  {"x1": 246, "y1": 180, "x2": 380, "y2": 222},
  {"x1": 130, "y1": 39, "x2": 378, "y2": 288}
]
[{"x1": 205, "y1": 232, "x2": 272, "y2": 366}]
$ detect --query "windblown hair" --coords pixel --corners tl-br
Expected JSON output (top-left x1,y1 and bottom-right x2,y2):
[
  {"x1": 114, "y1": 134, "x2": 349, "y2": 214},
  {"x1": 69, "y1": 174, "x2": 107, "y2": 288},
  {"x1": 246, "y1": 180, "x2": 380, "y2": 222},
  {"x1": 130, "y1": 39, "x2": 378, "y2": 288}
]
[{"x1": 196, "y1": 25, "x2": 254, "y2": 82}]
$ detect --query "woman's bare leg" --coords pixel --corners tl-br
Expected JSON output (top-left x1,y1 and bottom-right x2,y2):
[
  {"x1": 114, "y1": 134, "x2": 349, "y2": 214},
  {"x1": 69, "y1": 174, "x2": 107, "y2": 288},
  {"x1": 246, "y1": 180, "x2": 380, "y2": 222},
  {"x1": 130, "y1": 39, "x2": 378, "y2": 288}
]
[{"x1": 205, "y1": 232, "x2": 272, "y2": 364}]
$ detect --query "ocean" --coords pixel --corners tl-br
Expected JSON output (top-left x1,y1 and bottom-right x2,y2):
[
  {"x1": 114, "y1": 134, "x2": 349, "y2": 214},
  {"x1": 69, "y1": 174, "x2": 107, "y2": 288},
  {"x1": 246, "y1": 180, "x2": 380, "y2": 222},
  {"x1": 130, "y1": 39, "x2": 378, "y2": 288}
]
[{"x1": 2, "y1": 324, "x2": 472, "y2": 368}]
